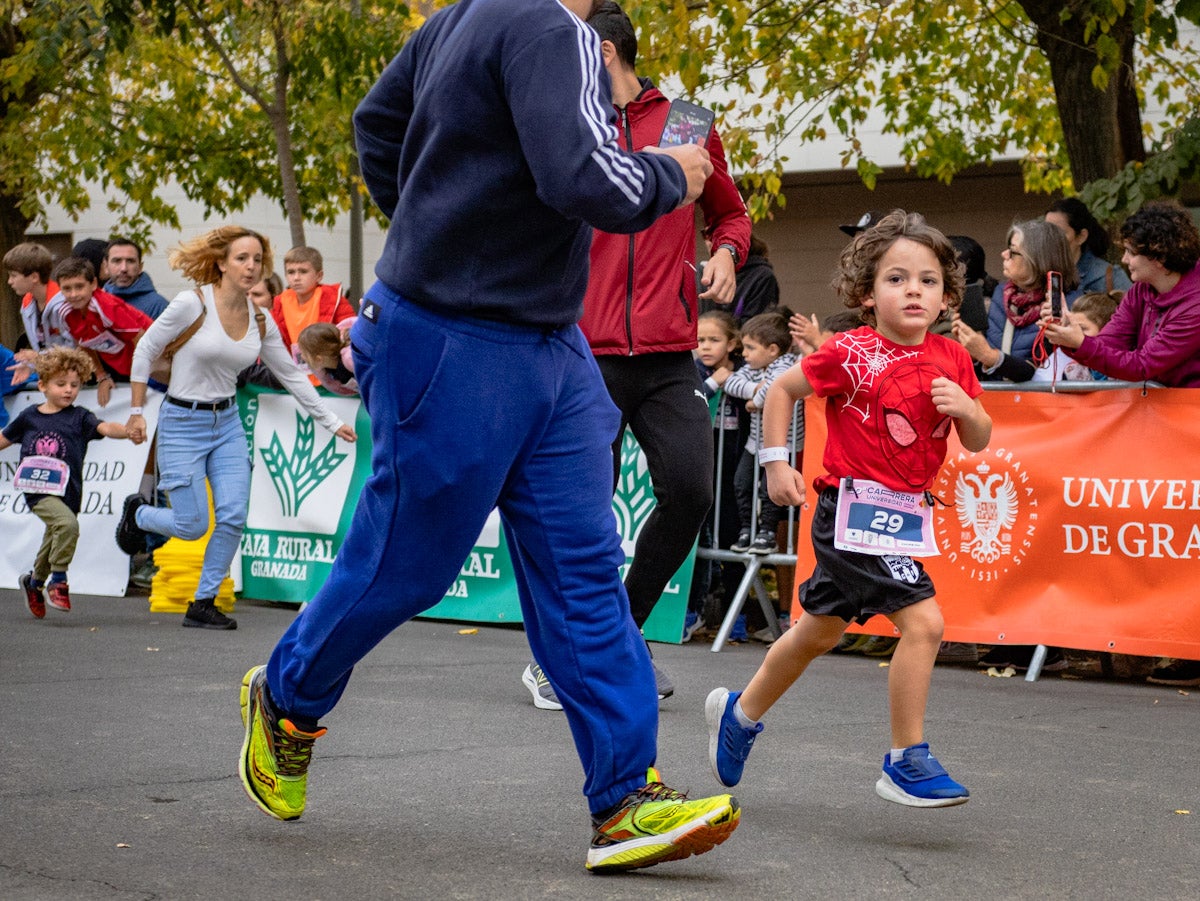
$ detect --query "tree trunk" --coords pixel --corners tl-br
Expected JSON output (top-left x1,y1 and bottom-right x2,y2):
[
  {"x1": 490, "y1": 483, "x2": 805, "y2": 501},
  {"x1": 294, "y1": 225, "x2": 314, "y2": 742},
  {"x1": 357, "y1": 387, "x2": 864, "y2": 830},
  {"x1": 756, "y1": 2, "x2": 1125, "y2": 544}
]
[
  {"x1": 0, "y1": 195, "x2": 33, "y2": 349},
  {"x1": 269, "y1": 104, "x2": 307, "y2": 250},
  {"x1": 1024, "y1": 2, "x2": 1144, "y2": 189}
]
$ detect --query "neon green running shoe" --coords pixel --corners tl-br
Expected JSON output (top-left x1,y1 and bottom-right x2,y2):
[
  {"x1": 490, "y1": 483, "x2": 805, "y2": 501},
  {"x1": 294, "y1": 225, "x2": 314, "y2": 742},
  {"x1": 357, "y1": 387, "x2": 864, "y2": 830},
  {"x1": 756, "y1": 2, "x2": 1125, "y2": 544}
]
[
  {"x1": 238, "y1": 665, "x2": 326, "y2": 821},
  {"x1": 585, "y1": 767, "x2": 741, "y2": 872}
]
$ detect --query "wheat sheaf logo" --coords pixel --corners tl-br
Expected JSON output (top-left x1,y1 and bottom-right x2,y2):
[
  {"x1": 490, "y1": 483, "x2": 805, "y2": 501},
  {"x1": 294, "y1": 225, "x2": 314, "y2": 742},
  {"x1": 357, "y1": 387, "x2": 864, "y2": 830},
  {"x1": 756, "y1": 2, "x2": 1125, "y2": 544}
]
[
  {"x1": 259, "y1": 413, "x2": 349, "y2": 517},
  {"x1": 611, "y1": 431, "x2": 654, "y2": 555}
]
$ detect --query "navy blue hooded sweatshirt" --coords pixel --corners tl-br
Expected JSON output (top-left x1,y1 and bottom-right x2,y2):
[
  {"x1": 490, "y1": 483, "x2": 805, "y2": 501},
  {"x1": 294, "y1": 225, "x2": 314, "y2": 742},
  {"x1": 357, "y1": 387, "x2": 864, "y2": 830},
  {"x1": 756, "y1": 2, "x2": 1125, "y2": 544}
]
[{"x1": 352, "y1": 0, "x2": 687, "y2": 328}]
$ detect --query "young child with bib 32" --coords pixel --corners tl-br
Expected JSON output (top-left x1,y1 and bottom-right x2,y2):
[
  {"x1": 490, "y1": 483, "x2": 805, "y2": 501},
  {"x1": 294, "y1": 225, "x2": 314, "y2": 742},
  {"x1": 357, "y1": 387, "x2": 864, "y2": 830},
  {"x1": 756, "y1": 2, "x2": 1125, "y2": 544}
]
[{"x1": 706, "y1": 210, "x2": 992, "y2": 808}]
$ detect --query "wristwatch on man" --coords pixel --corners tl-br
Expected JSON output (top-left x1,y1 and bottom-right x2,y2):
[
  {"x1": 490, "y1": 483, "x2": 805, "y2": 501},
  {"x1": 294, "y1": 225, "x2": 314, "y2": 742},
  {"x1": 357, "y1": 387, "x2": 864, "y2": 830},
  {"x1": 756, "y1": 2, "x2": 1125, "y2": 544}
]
[{"x1": 716, "y1": 243, "x2": 740, "y2": 267}]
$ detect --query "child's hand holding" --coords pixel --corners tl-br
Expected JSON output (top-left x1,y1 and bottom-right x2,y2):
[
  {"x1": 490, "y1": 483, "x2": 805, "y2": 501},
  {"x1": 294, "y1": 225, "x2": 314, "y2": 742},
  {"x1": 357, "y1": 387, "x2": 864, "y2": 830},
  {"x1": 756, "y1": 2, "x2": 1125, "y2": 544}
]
[{"x1": 711, "y1": 366, "x2": 732, "y2": 386}]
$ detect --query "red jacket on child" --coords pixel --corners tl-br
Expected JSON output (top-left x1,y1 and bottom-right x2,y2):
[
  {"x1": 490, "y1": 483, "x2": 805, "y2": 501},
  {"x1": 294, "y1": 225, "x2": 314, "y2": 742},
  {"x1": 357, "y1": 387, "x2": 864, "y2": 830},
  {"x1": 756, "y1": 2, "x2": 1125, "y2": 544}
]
[{"x1": 61, "y1": 289, "x2": 153, "y2": 377}]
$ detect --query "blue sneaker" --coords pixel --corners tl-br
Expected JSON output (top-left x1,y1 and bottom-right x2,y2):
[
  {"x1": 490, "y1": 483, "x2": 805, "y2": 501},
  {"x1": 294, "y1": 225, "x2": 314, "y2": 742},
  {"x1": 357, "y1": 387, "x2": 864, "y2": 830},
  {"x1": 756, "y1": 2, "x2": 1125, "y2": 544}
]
[
  {"x1": 728, "y1": 615, "x2": 748, "y2": 644},
  {"x1": 705, "y1": 688, "x2": 763, "y2": 788},
  {"x1": 681, "y1": 610, "x2": 702, "y2": 643},
  {"x1": 875, "y1": 743, "x2": 969, "y2": 807}
]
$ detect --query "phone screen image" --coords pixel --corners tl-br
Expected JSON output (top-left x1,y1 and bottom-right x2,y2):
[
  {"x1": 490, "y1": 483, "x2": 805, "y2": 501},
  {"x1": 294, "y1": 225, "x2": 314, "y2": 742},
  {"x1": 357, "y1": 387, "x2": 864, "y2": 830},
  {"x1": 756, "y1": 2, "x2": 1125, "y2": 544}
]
[
  {"x1": 1047, "y1": 271, "x2": 1063, "y2": 318},
  {"x1": 658, "y1": 100, "x2": 715, "y2": 148}
]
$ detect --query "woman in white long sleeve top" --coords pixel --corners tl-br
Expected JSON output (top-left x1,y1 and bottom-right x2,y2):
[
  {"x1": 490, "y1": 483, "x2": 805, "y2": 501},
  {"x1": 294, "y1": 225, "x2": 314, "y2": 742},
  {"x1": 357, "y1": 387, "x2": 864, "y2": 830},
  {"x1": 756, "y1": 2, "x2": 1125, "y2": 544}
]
[{"x1": 116, "y1": 226, "x2": 356, "y2": 630}]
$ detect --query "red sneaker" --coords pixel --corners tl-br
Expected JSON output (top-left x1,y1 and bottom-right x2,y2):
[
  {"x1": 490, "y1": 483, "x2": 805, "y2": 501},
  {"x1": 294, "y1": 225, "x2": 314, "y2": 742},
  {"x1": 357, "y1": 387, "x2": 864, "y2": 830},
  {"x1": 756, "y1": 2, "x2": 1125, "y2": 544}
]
[
  {"x1": 20, "y1": 573, "x2": 45, "y2": 619},
  {"x1": 46, "y1": 581, "x2": 71, "y2": 612}
]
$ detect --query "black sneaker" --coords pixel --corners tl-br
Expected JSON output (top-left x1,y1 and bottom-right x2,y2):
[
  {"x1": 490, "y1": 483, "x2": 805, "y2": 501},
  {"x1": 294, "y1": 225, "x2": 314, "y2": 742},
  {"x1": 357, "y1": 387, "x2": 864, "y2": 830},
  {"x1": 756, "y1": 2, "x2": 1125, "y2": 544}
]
[
  {"x1": 730, "y1": 529, "x2": 752, "y2": 553},
  {"x1": 978, "y1": 646, "x2": 1012, "y2": 669},
  {"x1": 182, "y1": 598, "x2": 237, "y2": 630},
  {"x1": 115, "y1": 494, "x2": 149, "y2": 555},
  {"x1": 748, "y1": 533, "x2": 778, "y2": 554}
]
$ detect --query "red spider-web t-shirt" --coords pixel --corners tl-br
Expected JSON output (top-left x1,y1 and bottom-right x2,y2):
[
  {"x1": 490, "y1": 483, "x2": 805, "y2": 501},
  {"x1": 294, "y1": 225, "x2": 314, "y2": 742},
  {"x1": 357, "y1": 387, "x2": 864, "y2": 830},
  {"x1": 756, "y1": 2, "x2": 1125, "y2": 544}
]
[{"x1": 801, "y1": 326, "x2": 983, "y2": 493}]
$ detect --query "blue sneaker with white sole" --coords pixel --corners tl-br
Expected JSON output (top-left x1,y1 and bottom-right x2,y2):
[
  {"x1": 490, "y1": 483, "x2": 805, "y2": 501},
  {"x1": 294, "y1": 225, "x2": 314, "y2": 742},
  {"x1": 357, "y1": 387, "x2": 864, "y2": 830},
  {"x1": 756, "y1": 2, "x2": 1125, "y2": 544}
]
[
  {"x1": 875, "y1": 743, "x2": 969, "y2": 807},
  {"x1": 705, "y1": 688, "x2": 763, "y2": 788}
]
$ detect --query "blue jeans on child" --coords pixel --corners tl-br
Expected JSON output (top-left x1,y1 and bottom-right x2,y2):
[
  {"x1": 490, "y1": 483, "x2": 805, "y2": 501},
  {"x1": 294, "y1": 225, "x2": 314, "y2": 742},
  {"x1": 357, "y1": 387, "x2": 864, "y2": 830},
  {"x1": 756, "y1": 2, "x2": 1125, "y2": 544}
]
[
  {"x1": 264, "y1": 284, "x2": 659, "y2": 816},
  {"x1": 137, "y1": 402, "x2": 251, "y2": 600}
]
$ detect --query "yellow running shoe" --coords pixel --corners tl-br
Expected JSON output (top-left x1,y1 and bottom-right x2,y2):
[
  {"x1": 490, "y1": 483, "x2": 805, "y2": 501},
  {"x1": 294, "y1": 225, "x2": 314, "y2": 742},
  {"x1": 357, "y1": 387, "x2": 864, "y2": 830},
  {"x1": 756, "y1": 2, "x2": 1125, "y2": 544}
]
[
  {"x1": 585, "y1": 767, "x2": 740, "y2": 872},
  {"x1": 238, "y1": 665, "x2": 326, "y2": 821}
]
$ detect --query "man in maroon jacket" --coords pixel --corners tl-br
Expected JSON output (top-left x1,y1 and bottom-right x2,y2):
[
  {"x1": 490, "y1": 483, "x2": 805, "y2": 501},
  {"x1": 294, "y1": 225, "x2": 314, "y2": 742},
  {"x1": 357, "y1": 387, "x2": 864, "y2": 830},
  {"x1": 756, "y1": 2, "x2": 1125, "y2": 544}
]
[{"x1": 520, "y1": 0, "x2": 751, "y2": 710}]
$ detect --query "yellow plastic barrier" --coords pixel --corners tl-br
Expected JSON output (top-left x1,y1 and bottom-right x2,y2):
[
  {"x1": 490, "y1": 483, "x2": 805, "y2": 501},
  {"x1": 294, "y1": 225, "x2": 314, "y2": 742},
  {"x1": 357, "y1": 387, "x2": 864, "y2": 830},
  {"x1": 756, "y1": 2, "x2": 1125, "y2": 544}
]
[{"x1": 147, "y1": 482, "x2": 236, "y2": 613}]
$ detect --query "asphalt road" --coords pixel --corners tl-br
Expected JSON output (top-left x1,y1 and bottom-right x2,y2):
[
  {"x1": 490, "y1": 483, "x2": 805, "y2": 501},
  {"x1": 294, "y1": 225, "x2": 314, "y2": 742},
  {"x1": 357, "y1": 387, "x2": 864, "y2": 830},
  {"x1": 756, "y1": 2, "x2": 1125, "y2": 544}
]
[{"x1": 1, "y1": 590, "x2": 1196, "y2": 900}]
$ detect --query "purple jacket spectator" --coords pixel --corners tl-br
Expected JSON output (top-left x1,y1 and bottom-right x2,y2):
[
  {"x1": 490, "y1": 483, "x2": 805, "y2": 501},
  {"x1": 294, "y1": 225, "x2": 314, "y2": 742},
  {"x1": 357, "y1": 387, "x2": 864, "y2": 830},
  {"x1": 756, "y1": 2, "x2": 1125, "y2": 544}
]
[{"x1": 1070, "y1": 261, "x2": 1200, "y2": 386}]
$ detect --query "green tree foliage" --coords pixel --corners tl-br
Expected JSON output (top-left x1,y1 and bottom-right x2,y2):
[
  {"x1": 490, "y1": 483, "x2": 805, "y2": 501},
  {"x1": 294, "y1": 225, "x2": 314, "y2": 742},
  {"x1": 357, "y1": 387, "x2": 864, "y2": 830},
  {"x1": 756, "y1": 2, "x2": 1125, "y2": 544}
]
[
  {"x1": 1082, "y1": 114, "x2": 1200, "y2": 223},
  {"x1": 102, "y1": 0, "x2": 424, "y2": 246},
  {"x1": 623, "y1": 0, "x2": 1200, "y2": 220},
  {"x1": 0, "y1": 1, "x2": 110, "y2": 345}
]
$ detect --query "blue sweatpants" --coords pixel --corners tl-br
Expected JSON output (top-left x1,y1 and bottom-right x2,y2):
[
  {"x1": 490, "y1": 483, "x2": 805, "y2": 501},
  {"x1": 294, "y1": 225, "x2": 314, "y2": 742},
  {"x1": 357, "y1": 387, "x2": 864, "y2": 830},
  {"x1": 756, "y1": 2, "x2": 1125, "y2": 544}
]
[{"x1": 266, "y1": 284, "x2": 658, "y2": 814}]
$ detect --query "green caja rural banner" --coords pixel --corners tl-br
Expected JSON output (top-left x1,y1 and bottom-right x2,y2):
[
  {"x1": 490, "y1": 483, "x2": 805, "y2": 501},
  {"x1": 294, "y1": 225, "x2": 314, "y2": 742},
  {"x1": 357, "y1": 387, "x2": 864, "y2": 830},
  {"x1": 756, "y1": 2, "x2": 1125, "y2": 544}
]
[{"x1": 236, "y1": 384, "x2": 691, "y2": 643}]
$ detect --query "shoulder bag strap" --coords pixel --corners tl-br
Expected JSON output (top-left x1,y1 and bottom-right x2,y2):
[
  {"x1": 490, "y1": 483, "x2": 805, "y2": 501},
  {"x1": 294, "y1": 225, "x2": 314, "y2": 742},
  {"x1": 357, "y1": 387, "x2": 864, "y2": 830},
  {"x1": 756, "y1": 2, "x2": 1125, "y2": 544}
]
[{"x1": 162, "y1": 290, "x2": 207, "y2": 360}]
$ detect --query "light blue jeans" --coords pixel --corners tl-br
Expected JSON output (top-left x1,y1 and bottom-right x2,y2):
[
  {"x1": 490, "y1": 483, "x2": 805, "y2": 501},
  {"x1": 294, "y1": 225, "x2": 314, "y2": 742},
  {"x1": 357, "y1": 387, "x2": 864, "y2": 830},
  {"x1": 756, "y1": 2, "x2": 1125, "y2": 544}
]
[{"x1": 136, "y1": 402, "x2": 251, "y2": 600}]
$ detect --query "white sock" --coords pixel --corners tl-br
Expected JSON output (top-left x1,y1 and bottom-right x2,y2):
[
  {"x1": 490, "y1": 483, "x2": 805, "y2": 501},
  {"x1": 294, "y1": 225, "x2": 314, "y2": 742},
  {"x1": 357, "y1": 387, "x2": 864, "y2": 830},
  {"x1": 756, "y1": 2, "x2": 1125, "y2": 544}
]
[
  {"x1": 890, "y1": 747, "x2": 907, "y2": 764},
  {"x1": 732, "y1": 698, "x2": 759, "y2": 728}
]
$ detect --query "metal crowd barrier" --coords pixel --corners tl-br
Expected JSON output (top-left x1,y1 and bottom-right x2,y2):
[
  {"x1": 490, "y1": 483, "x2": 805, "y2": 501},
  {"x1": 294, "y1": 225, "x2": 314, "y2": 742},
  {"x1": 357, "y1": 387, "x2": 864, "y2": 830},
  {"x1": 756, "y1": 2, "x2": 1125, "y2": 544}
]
[{"x1": 697, "y1": 400, "x2": 802, "y2": 653}]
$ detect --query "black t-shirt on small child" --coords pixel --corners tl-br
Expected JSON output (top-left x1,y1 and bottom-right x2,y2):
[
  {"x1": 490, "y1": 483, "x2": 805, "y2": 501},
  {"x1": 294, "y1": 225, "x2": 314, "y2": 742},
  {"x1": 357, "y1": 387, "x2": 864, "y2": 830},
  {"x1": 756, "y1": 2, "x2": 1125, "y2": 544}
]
[{"x1": 2, "y1": 405, "x2": 102, "y2": 514}]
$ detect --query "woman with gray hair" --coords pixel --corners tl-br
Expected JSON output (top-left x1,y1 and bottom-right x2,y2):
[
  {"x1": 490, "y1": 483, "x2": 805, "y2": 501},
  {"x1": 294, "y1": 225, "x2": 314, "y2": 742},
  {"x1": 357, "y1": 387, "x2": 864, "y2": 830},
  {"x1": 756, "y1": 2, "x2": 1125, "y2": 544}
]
[{"x1": 953, "y1": 219, "x2": 1081, "y2": 382}]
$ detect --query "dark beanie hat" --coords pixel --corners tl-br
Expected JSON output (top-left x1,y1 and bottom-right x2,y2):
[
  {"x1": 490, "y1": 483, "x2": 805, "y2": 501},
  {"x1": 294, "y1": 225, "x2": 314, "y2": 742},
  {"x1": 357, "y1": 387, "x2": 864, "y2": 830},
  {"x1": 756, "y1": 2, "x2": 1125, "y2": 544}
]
[{"x1": 72, "y1": 239, "x2": 109, "y2": 278}]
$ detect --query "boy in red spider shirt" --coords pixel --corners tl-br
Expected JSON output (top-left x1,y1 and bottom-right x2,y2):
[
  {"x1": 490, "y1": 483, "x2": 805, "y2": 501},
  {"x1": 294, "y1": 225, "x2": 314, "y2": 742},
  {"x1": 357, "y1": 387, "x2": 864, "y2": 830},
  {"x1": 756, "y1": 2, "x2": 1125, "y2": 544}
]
[
  {"x1": 706, "y1": 211, "x2": 992, "y2": 809},
  {"x1": 52, "y1": 256, "x2": 153, "y2": 407}
]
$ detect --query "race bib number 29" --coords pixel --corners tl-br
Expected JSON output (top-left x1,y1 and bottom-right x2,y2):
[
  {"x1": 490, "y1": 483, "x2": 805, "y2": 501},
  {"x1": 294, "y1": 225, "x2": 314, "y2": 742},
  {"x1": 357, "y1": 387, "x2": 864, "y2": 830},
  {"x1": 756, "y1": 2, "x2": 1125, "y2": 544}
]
[{"x1": 833, "y1": 478, "x2": 938, "y2": 557}]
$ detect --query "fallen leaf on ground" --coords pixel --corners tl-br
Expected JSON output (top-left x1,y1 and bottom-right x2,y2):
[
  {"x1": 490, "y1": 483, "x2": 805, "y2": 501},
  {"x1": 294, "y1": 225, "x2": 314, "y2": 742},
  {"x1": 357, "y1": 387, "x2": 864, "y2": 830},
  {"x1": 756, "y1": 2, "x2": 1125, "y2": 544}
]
[{"x1": 457, "y1": 628, "x2": 478, "y2": 635}]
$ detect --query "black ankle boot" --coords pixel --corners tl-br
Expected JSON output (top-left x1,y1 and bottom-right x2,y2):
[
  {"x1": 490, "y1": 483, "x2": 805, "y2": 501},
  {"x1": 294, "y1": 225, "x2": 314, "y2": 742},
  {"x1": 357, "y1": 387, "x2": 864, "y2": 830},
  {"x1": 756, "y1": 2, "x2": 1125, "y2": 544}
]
[{"x1": 182, "y1": 598, "x2": 237, "y2": 630}]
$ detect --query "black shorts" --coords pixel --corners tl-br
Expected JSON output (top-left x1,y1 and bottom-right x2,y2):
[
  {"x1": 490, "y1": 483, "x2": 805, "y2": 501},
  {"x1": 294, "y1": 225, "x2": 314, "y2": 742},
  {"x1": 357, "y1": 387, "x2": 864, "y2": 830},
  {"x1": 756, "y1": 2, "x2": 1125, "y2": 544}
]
[{"x1": 798, "y1": 488, "x2": 936, "y2": 624}]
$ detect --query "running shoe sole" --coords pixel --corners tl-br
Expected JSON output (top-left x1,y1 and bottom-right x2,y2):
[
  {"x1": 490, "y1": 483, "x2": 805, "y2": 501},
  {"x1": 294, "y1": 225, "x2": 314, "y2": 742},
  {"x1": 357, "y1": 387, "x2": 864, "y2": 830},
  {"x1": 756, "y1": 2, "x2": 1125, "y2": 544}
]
[
  {"x1": 875, "y1": 772, "x2": 970, "y2": 808},
  {"x1": 585, "y1": 799, "x2": 740, "y2": 871}
]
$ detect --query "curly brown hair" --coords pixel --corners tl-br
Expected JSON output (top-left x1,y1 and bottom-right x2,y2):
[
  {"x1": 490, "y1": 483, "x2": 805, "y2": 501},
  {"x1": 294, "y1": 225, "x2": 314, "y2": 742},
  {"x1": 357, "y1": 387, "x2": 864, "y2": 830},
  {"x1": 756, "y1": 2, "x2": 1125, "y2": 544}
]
[
  {"x1": 1119, "y1": 200, "x2": 1200, "y2": 275},
  {"x1": 34, "y1": 346, "x2": 94, "y2": 383},
  {"x1": 831, "y1": 210, "x2": 964, "y2": 327}
]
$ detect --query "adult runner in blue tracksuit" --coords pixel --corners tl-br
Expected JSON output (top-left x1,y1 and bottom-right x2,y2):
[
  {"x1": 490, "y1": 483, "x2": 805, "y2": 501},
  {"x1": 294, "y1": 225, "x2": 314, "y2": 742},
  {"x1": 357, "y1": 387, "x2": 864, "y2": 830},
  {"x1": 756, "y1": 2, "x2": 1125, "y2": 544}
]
[{"x1": 238, "y1": 0, "x2": 742, "y2": 873}]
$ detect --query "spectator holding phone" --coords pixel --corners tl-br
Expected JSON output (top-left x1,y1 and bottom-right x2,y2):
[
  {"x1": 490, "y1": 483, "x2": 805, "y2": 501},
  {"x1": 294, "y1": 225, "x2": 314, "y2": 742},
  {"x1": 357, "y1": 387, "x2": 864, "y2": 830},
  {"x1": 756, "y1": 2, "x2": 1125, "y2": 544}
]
[
  {"x1": 1045, "y1": 197, "x2": 1132, "y2": 294},
  {"x1": 1044, "y1": 199, "x2": 1200, "y2": 388},
  {"x1": 1041, "y1": 198, "x2": 1200, "y2": 687},
  {"x1": 952, "y1": 219, "x2": 1080, "y2": 383}
]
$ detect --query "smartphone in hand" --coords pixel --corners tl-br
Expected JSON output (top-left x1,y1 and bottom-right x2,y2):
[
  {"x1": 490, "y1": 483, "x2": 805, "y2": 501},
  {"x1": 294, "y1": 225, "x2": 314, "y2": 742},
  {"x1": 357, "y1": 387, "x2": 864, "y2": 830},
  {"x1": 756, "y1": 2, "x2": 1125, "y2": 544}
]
[
  {"x1": 658, "y1": 99, "x2": 715, "y2": 148},
  {"x1": 1047, "y1": 270, "x2": 1064, "y2": 319},
  {"x1": 959, "y1": 280, "x2": 987, "y2": 331}
]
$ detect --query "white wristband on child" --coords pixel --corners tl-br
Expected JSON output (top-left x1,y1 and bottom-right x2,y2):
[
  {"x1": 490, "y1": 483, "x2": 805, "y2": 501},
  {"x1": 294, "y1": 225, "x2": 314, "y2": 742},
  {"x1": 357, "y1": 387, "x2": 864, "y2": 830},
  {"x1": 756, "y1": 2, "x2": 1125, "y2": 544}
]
[
  {"x1": 129, "y1": 407, "x2": 144, "y2": 416},
  {"x1": 758, "y1": 446, "x2": 790, "y2": 465}
]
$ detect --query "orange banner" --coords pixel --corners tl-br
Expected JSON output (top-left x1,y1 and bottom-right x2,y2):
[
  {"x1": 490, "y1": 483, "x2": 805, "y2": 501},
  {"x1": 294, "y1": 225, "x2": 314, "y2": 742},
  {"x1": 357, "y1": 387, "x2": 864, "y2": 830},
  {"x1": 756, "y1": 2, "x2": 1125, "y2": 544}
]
[{"x1": 790, "y1": 387, "x2": 1200, "y2": 658}]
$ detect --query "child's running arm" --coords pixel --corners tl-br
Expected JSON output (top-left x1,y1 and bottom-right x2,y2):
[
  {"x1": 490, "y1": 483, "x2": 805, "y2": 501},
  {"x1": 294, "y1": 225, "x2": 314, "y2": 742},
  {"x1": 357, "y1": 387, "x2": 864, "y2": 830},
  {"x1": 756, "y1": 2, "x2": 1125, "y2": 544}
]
[{"x1": 761, "y1": 364, "x2": 812, "y2": 506}]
